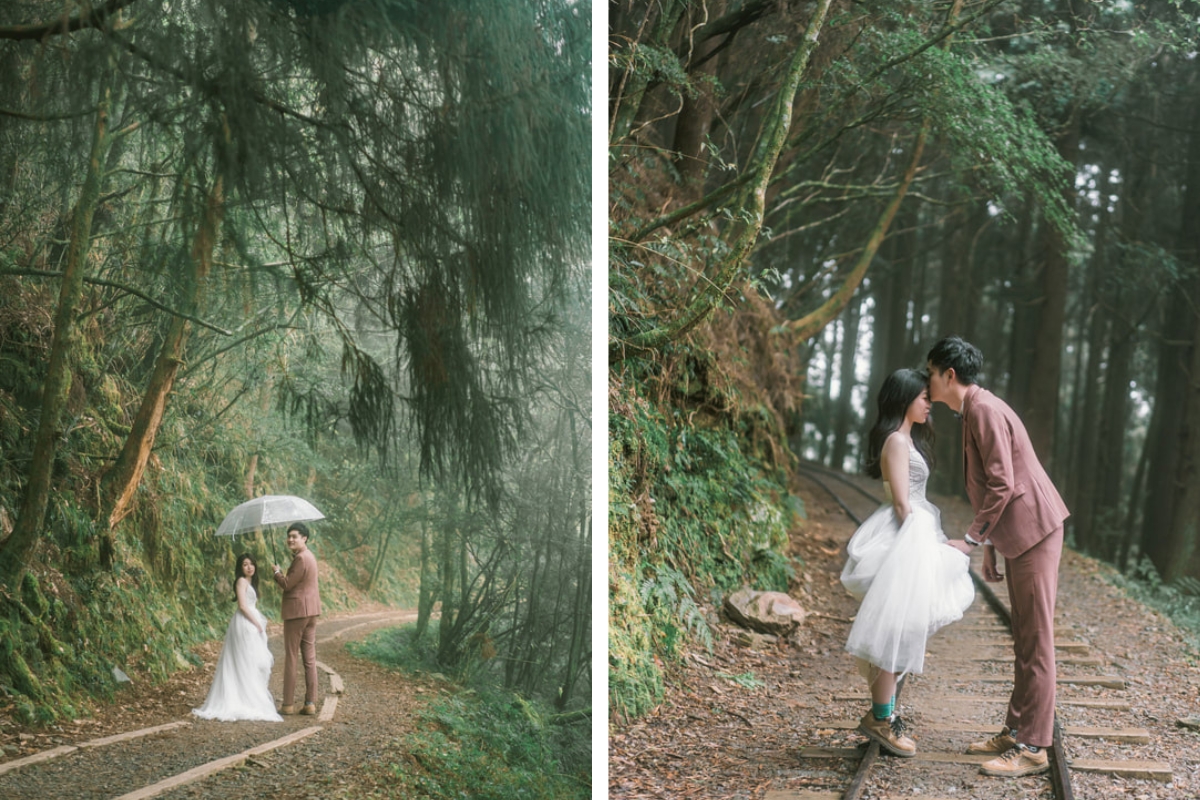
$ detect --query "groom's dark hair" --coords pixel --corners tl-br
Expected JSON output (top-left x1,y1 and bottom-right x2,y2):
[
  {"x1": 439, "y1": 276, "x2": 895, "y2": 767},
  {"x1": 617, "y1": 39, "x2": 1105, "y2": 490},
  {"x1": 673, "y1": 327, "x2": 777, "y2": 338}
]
[{"x1": 927, "y1": 336, "x2": 983, "y2": 385}]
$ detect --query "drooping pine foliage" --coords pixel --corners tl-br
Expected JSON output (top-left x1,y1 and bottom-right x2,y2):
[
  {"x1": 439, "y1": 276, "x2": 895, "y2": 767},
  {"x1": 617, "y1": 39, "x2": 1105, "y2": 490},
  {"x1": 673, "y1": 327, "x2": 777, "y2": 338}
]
[{"x1": 0, "y1": 0, "x2": 590, "y2": 725}]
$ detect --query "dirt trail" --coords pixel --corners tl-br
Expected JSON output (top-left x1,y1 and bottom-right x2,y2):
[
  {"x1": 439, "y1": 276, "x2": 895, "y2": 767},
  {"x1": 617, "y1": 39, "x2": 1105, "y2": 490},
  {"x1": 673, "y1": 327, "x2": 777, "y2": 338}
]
[{"x1": 0, "y1": 606, "x2": 443, "y2": 799}]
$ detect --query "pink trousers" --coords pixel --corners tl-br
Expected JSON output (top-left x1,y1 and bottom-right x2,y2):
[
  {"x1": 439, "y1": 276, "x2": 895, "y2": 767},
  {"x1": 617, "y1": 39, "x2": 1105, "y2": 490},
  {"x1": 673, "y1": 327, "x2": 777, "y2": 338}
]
[
  {"x1": 1002, "y1": 526, "x2": 1063, "y2": 747},
  {"x1": 282, "y1": 615, "x2": 318, "y2": 706}
]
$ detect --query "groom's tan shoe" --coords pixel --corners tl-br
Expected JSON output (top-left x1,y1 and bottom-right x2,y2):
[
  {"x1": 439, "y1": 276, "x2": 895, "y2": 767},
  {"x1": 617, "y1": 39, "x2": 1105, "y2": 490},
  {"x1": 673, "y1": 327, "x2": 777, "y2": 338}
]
[
  {"x1": 300, "y1": 702, "x2": 317, "y2": 716},
  {"x1": 966, "y1": 727, "x2": 1016, "y2": 755},
  {"x1": 980, "y1": 744, "x2": 1049, "y2": 777},
  {"x1": 279, "y1": 705, "x2": 296, "y2": 715}
]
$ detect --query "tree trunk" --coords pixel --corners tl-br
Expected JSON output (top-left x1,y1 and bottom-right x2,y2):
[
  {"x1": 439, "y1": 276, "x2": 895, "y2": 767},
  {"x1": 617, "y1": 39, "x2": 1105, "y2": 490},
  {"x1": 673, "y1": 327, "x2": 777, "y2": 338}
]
[
  {"x1": 98, "y1": 177, "x2": 224, "y2": 538},
  {"x1": 557, "y1": 500, "x2": 591, "y2": 710},
  {"x1": 1023, "y1": 117, "x2": 1080, "y2": 471},
  {"x1": 1095, "y1": 297, "x2": 1133, "y2": 560},
  {"x1": 1069, "y1": 311, "x2": 1105, "y2": 553},
  {"x1": 671, "y1": 1, "x2": 728, "y2": 196},
  {"x1": 1139, "y1": 292, "x2": 1189, "y2": 576},
  {"x1": 829, "y1": 294, "x2": 862, "y2": 471},
  {"x1": 863, "y1": 216, "x2": 915, "y2": 444},
  {"x1": 415, "y1": 517, "x2": 436, "y2": 641},
  {"x1": 1165, "y1": 90, "x2": 1200, "y2": 582},
  {"x1": 1118, "y1": 431, "x2": 1149, "y2": 574},
  {"x1": 931, "y1": 204, "x2": 973, "y2": 496},
  {"x1": 243, "y1": 453, "x2": 258, "y2": 500},
  {"x1": 1005, "y1": 196, "x2": 1038, "y2": 407},
  {"x1": 0, "y1": 73, "x2": 114, "y2": 581}
]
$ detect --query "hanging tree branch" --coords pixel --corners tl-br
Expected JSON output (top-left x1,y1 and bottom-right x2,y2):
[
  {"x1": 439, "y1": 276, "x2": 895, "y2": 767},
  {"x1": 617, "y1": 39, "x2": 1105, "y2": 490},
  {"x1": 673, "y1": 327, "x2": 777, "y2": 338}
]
[
  {"x1": 625, "y1": 169, "x2": 756, "y2": 243},
  {"x1": 785, "y1": 121, "x2": 929, "y2": 342},
  {"x1": 0, "y1": 0, "x2": 140, "y2": 41},
  {"x1": 0, "y1": 268, "x2": 232, "y2": 335},
  {"x1": 785, "y1": 0, "x2": 964, "y2": 343},
  {"x1": 610, "y1": 0, "x2": 836, "y2": 362}
]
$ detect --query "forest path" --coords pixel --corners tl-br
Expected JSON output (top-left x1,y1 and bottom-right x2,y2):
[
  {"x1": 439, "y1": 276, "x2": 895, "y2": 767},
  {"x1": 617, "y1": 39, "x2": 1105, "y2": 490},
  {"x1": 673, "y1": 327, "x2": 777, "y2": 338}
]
[
  {"x1": 0, "y1": 606, "x2": 441, "y2": 799},
  {"x1": 608, "y1": 467, "x2": 1200, "y2": 799}
]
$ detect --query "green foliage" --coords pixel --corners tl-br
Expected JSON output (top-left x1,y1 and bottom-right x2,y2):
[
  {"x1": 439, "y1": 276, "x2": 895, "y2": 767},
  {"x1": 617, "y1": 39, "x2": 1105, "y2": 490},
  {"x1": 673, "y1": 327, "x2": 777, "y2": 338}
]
[
  {"x1": 611, "y1": 43, "x2": 699, "y2": 101},
  {"x1": 609, "y1": 374, "x2": 796, "y2": 719},
  {"x1": 347, "y1": 621, "x2": 441, "y2": 674},
  {"x1": 348, "y1": 624, "x2": 589, "y2": 799},
  {"x1": 847, "y1": 26, "x2": 1079, "y2": 239},
  {"x1": 390, "y1": 690, "x2": 588, "y2": 800}
]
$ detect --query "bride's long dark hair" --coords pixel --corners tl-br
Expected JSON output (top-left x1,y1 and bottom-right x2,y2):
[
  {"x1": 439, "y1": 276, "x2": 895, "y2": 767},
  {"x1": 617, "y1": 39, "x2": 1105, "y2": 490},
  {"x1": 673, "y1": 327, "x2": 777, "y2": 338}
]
[
  {"x1": 863, "y1": 368, "x2": 935, "y2": 479},
  {"x1": 233, "y1": 553, "x2": 260, "y2": 600}
]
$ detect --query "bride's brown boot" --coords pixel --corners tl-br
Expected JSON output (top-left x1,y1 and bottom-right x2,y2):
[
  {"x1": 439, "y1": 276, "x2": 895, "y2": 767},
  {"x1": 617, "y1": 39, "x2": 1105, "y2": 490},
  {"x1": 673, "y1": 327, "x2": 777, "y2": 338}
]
[{"x1": 857, "y1": 711, "x2": 917, "y2": 757}]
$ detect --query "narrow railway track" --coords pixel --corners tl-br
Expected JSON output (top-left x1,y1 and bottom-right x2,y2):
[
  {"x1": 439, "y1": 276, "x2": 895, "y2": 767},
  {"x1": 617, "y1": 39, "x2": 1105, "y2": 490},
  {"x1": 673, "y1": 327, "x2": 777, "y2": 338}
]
[{"x1": 792, "y1": 462, "x2": 1173, "y2": 800}]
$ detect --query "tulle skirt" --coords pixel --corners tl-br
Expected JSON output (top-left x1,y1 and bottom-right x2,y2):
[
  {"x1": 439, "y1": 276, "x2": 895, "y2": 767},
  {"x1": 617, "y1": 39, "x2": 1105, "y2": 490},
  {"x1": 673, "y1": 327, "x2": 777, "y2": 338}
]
[
  {"x1": 841, "y1": 500, "x2": 974, "y2": 675},
  {"x1": 192, "y1": 608, "x2": 282, "y2": 722}
]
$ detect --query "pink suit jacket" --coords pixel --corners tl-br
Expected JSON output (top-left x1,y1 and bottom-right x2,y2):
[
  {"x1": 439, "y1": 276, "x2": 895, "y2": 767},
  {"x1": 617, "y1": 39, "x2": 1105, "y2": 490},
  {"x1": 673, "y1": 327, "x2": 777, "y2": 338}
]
[
  {"x1": 961, "y1": 385, "x2": 1069, "y2": 559},
  {"x1": 274, "y1": 548, "x2": 322, "y2": 620}
]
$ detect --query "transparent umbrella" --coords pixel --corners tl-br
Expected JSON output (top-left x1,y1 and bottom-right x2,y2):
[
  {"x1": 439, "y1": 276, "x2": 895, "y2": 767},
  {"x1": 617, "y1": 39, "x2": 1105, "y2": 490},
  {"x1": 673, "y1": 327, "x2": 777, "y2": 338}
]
[{"x1": 215, "y1": 495, "x2": 325, "y2": 563}]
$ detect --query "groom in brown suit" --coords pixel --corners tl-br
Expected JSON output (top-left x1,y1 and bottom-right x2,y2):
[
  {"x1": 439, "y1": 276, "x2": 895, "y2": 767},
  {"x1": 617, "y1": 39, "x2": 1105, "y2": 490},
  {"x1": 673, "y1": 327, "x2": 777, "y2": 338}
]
[
  {"x1": 273, "y1": 522, "x2": 321, "y2": 715},
  {"x1": 928, "y1": 336, "x2": 1070, "y2": 778}
]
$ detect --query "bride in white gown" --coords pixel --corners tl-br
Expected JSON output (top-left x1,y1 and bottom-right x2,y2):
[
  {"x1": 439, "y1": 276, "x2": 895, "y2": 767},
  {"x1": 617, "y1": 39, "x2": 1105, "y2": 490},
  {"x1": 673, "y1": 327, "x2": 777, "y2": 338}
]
[
  {"x1": 839, "y1": 368, "x2": 974, "y2": 755},
  {"x1": 193, "y1": 553, "x2": 282, "y2": 722}
]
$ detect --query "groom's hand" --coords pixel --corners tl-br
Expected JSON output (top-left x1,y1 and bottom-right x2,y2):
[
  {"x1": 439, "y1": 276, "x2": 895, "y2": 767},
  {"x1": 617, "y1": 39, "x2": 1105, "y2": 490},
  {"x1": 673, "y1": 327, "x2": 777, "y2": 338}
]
[
  {"x1": 981, "y1": 546, "x2": 1003, "y2": 582},
  {"x1": 946, "y1": 539, "x2": 973, "y2": 555}
]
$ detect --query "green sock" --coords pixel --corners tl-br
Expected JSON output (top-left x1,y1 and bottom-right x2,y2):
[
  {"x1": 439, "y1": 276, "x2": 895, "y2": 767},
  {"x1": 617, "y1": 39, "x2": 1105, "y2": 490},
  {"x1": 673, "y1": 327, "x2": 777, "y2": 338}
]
[{"x1": 872, "y1": 699, "x2": 894, "y2": 720}]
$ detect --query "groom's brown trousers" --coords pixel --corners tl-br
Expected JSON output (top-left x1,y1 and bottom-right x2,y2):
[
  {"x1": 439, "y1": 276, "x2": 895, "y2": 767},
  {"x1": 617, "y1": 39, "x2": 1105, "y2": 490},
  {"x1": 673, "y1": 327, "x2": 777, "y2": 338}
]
[
  {"x1": 1002, "y1": 525, "x2": 1063, "y2": 748},
  {"x1": 283, "y1": 615, "x2": 318, "y2": 706}
]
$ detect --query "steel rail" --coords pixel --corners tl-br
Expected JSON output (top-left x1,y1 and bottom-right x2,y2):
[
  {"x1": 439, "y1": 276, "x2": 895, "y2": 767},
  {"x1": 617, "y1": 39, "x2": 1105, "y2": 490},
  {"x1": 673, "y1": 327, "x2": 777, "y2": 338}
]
[
  {"x1": 798, "y1": 460, "x2": 885, "y2": 506},
  {"x1": 798, "y1": 466, "x2": 1074, "y2": 800},
  {"x1": 795, "y1": 465, "x2": 869, "y2": 526}
]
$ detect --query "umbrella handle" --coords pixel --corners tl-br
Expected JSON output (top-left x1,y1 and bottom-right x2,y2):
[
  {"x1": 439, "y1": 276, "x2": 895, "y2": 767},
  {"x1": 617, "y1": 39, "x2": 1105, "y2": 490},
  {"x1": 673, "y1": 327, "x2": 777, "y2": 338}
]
[{"x1": 269, "y1": 536, "x2": 280, "y2": 568}]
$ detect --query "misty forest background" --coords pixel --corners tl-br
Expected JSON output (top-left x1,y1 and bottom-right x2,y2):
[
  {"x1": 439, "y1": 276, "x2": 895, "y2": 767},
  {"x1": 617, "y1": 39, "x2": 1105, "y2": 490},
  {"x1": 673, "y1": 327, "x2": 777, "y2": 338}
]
[
  {"x1": 609, "y1": 0, "x2": 1200, "y2": 719},
  {"x1": 0, "y1": 1, "x2": 591, "y2": 779}
]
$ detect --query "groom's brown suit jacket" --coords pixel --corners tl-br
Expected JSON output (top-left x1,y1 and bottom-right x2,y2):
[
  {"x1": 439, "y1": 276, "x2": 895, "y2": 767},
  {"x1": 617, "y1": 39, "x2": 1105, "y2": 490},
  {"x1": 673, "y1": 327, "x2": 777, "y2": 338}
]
[
  {"x1": 275, "y1": 548, "x2": 321, "y2": 620},
  {"x1": 961, "y1": 385, "x2": 1069, "y2": 559}
]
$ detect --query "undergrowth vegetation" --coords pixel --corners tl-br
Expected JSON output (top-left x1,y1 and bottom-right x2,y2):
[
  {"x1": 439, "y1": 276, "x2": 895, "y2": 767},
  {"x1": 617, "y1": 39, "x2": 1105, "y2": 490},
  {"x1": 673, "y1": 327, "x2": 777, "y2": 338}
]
[
  {"x1": 1109, "y1": 560, "x2": 1200, "y2": 656},
  {"x1": 608, "y1": 312, "x2": 805, "y2": 720},
  {"x1": 348, "y1": 623, "x2": 589, "y2": 799}
]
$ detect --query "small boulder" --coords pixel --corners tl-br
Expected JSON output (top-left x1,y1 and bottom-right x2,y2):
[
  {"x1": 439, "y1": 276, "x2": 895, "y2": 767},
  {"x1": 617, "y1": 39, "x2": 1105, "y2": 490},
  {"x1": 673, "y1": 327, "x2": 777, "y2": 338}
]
[{"x1": 724, "y1": 588, "x2": 807, "y2": 637}]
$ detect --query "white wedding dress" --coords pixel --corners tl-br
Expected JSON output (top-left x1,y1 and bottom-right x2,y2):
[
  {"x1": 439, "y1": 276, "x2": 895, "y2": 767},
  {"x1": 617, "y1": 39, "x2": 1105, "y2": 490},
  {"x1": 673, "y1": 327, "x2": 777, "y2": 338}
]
[
  {"x1": 193, "y1": 583, "x2": 282, "y2": 722},
  {"x1": 841, "y1": 441, "x2": 975, "y2": 675}
]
